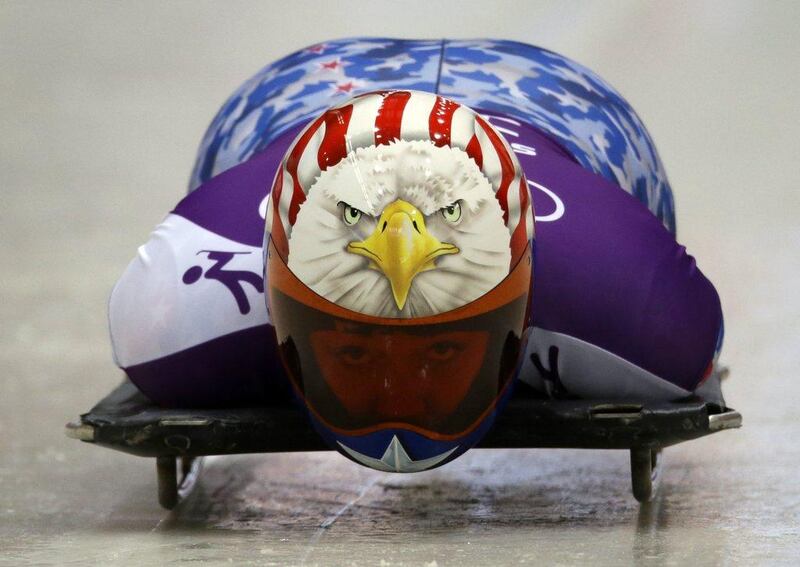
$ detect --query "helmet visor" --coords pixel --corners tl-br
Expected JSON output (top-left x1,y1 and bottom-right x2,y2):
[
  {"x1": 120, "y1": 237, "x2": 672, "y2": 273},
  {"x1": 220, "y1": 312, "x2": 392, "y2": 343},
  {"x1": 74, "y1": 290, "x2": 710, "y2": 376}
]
[{"x1": 267, "y1": 239, "x2": 532, "y2": 439}]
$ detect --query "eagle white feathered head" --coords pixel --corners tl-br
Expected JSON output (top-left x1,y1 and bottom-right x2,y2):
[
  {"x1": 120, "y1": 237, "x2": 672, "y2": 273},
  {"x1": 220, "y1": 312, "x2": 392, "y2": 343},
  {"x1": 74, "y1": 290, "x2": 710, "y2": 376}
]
[{"x1": 266, "y1": 90, "x2": 532, "y2": 319}]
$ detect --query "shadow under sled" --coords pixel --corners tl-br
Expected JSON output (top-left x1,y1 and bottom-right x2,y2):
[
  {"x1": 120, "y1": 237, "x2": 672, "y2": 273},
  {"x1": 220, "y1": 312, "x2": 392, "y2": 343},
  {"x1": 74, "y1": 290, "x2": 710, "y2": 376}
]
[{"x1": 65, "y1": 373, "x2": 741, "y2": 509}]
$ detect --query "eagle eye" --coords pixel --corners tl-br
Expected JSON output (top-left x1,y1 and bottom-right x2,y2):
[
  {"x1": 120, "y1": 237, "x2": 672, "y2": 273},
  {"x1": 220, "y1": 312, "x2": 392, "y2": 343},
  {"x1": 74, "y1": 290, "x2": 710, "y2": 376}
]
[
  {"x1": 340, "y1": 202, "x2": 363, "y2": 226},
  {"x1": 440, "y1": 201, "x2": 462, "y2": 224}
]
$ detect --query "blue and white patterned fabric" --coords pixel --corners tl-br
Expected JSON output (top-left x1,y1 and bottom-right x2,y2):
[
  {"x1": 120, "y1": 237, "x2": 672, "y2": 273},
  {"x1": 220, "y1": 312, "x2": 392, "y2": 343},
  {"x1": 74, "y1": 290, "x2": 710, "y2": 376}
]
[{"x1": 190, "y1": 38, "x2": 675, "y2": 233}]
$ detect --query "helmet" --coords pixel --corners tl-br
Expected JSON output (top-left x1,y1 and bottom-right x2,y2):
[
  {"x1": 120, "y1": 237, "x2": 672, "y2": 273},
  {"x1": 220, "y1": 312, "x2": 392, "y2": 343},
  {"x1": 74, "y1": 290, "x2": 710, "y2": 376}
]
[{"x1": 264, "y1": 90, "x2": 534, "y2": 471}]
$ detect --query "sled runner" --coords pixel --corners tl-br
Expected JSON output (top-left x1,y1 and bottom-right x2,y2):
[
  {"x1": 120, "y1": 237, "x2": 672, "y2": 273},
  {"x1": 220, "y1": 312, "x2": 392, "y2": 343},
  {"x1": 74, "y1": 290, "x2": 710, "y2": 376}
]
[{"x1": 65, "y1": 371, "x2": 740, "y2": 509}]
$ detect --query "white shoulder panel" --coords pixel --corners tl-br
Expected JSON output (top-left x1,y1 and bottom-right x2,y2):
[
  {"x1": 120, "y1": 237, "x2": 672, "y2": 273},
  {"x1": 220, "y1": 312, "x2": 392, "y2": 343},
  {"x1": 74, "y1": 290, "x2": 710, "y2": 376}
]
[
  {"x1": 520, "y1": 328, "x2": 691, "y2": 401},
  {"x1": 109, "y1": 214, "x2": 269, "y2": 368}
]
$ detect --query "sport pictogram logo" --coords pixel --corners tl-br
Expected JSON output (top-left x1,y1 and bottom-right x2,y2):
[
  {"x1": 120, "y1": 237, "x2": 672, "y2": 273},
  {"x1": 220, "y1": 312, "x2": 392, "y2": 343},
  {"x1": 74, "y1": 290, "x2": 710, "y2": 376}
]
[{"x1": 181, "y1": 250, "x2": 264, "y2": 314}]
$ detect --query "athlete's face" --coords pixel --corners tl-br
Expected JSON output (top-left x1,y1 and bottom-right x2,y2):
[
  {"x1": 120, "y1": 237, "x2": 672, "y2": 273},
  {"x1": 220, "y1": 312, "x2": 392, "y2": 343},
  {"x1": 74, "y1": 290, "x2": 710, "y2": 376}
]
[{"x1": 310, "y1": 323, "x2": 488, "y2": 424}]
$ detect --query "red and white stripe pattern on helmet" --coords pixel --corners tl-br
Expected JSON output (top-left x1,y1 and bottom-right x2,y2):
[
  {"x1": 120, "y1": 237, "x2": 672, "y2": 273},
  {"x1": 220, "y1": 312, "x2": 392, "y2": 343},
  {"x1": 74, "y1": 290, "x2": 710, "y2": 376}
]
[{"x1": 265, "y1": 90, "x2": 534, "y2": 265}]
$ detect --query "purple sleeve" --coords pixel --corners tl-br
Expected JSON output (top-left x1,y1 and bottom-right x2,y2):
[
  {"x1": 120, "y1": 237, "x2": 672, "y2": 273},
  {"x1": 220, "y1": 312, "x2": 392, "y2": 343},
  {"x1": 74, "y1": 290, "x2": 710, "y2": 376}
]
[
  {"x1": 113, "y1": 126, "x2": 303, "y2": 408},
  {"x1": 515, "y1": 129, "x2": 722, "y2": 391}
]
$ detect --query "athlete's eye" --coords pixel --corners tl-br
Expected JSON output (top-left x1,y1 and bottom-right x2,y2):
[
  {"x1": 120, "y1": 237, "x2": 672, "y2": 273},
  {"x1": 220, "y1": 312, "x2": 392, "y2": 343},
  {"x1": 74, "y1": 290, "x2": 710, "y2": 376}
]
[
  {"x1": 340, "y1": 202, "x2": 363, "y2": 226},
  {"x1": 427, "y1": 340, "x2": 463, "y2": 362},
  {"x1": 440, "y1": 201, "x2": 462, "y2": 223},
  {"x1": 335, "y1": 345, "x2": 369, "y2": 365}
]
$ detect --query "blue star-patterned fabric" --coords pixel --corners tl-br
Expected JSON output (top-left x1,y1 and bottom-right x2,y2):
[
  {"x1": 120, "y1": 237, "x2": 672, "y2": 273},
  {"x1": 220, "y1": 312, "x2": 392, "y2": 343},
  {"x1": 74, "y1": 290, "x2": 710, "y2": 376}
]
[{"x1": 190, "y1": 38, "x2": 675, "y2": 233}]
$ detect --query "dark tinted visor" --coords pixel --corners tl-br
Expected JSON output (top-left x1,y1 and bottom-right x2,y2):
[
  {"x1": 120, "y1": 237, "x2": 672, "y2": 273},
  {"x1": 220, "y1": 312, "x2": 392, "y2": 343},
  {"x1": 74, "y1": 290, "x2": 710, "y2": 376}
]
[{"x1": 267, "y1": 239, "x2": 532, "y2": 439}]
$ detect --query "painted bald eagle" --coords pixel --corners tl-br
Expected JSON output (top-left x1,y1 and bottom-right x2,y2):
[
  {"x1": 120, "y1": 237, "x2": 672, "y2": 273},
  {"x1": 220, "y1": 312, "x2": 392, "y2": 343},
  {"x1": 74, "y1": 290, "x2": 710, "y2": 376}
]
[{"x1": 287, "y1": 139, "x2": 512, "y2": 318}]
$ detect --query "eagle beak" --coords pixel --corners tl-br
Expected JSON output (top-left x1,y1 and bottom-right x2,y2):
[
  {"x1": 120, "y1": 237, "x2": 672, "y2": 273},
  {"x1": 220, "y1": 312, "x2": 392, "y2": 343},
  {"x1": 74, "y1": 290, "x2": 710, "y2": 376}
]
[{"x1": 347, "y1": 199, "x2": 459, "y2": 310}]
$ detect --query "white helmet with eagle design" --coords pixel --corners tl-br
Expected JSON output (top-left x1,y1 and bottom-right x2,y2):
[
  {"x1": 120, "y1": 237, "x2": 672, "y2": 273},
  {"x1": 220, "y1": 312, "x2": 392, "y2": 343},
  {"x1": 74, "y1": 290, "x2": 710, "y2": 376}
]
[{"x1": 265, "y1": 90, "x2": 534, "y2": 472}]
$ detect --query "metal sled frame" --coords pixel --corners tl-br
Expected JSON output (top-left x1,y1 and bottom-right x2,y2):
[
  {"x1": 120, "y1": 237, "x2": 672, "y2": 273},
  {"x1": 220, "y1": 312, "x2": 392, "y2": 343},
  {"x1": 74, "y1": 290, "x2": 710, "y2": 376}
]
[{"x1": 66, "y1": 378, "x2": 741, "y2": 509}]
